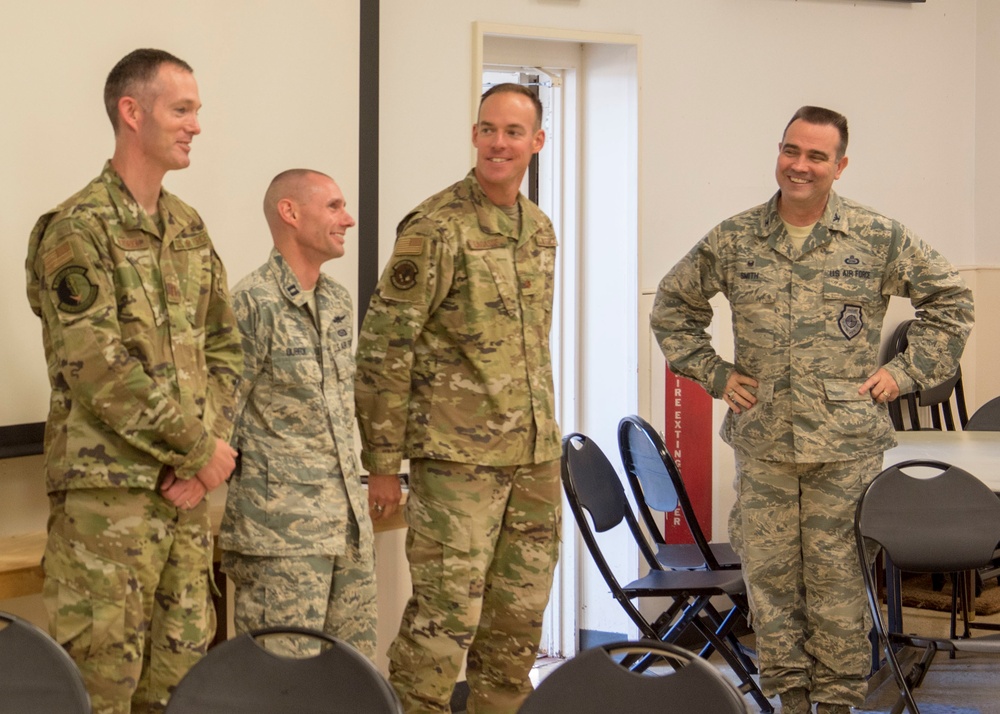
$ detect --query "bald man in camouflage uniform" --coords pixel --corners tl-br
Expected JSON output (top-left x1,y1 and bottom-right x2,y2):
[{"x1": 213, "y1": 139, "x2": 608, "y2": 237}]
[
  {"x1": 219, "y1": 169, "x2": 386, "y2": 658},
  {"x1": 651, "y1": 106, "x2": 973, "y2": 714},
  {"x1": 25, "y1": 49, "x2": 241, "y2": 713},
  {"x1": 356, "y1": 84, "x2": 561, "y2": 713}
]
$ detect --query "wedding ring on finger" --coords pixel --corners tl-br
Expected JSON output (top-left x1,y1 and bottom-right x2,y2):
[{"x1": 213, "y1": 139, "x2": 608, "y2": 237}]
[
  {"x1": 372, "y1": 503, "x2": 384, "y2": 514},
  {"x1": 728, "y1": 390, "x2": 736, "y2": 400}
]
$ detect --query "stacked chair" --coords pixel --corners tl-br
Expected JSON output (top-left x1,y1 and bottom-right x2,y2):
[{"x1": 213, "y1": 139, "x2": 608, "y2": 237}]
[{"x1": 561, "y1": 431, "x2": 772, "y2": 712}]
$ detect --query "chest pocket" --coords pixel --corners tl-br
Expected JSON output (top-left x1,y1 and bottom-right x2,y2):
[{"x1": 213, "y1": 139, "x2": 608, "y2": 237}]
[
  {"x1": 267, "y1": 350, "x2": 325, "y2": 436},
  {"x1": 170, "y1": 231, "x2": 212, "y2": 326},
  {"x1": 729, "y1": 272, "x2": 779, "y2": 352},
  {"x1": 822, "y1": 252, "x2": 882, "y2": 305},
  {"x1": 468, "y1": 239, "x2": 519, "y2": 318}
]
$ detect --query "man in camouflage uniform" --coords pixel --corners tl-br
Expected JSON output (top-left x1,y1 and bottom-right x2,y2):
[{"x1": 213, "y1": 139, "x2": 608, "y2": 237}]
[
  {"x1": 651, "y1": 106, "x2": 974, "y2": 713},
  {"x1": 219, "y1": 169, "x2": 392, "y2": 658},
  {"x1": 355, "y1": 84, "x2": 561, "y2": 713},
  {"x1": 25, "y1": 49, "x2": 242, "y2": 713}
]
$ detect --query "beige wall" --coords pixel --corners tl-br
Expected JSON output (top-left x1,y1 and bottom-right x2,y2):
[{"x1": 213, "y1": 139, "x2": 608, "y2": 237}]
[{"x1": 3, "y1": 0, "x2": 1000, "y2": 650}]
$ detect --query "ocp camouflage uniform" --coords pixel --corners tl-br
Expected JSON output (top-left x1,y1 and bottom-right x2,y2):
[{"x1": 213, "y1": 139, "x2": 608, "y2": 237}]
[
  {"x1": 651, "y1": 190, "x2": 974, "y2": 707},
  {"x1": 219, "y1": 248, "x2": 376, "y2": 658},
  {"x1": 25, "y1": 161, "x2": 242, "y2": 714},
  {"x1": 356, "y1": 171, "x2": 562, "y2": 713}
]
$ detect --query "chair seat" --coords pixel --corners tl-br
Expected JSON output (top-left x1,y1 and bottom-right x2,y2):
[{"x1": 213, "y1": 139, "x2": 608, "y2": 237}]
[
  {"x1": 657, "y1": 542, "x2": 741, "y2": 570},
  {"x1": 624, "y1": 567, "x2": 746, "y2": 597}
]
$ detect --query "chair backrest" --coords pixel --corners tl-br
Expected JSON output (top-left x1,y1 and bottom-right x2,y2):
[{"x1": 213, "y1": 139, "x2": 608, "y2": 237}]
[
  {"x1": 165, "y1": 626, "x2": 402, "y2": 714},
  {"x1": 884, "y1": 319, "x2": 968, "y2": 430},
  {"x1": 561, "y1": 433, "x2": 660, "y2": 580},
  {"x1": 0, "y1": 611, "x2": 91, "y2": 713},
  {"x1": 856, "y1": 460, "x2": 1000, "y2": 573},
  {"x1": 618, "y1": 415, "x2": 721, "y2": 568},
  {"x1": 965, "y1": 395, "x2": 1000, "y2": 431},
  {"x1": 518, "y1": 639, "x2": 750, "y2": 714}
]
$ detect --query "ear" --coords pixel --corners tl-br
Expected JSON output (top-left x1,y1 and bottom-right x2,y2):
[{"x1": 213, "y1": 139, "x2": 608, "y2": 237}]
[
  {"x1": 531, "y1": 128, "x2": 546, "y2": 154},
  {"x1": 276, "y1": 197, "x2": 298, "y2": 226},
  {"x1": 118, "y1": 96, "x2": 142, "y2": 133},
  {"x1": 834, "y1": 155, "x2": 849, "y2": 180}
]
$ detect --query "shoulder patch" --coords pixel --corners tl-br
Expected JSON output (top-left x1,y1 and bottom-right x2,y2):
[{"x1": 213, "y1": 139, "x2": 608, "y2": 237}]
[
  {"x1": 52, "y1": 265, "x2": 99, "y2": 314},
  {"x1": 394, "y1": 235, "x2": 424, "y2": 256},
  {"x1": 42, "y1": 242, "x2": 74, "y2": 275},
  {"x1": 389, "y1": 260, "x2": 419, "y2": 291}
]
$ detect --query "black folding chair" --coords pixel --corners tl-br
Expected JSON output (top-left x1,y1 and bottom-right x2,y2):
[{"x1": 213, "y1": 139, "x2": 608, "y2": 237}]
[
  {"x1": 618, "y1": 414, "x2": 739, "y2": 571},
  {"x1": 885, "y1": 320, "x2": 968, "y2": 431},
  {"x1": 965, "y1": 395, "x2": 1000, "y2": 431},
  {"x1": 165, "y1": 626, "x2": 402, "y2": 713},
  {"x1": 0, "y1": 611, "x2": 91, "y2": 713},
  {"x1": 561, "y1": 433, "x2": 772, "y2": 713},
  {"x1": 518, "y1": 639, "x2": 750, "y2": 714},
  {"x1": 856, "y1": 460, "x2": 1000, "y2": 714}
]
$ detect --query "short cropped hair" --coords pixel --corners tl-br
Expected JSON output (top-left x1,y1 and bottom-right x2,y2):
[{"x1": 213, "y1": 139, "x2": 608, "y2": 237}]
[
  {"x1": 479, "y1": 83, "x2": 543, "y2": 131},
  {"x1": 783, "y1": 106, "x2": 849, "y2": 159},
  {"x1": 104, "y1": 49, "x2": 193, "y2": 132}
]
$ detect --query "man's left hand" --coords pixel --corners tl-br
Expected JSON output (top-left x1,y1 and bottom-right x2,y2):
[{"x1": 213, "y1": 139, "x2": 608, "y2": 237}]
[
  {"x1": 367, "y1": 473, "x2": 403, "y2": 522},
  {"x1": 860, "y1": 367, "x2": 901, "y2": 403}
]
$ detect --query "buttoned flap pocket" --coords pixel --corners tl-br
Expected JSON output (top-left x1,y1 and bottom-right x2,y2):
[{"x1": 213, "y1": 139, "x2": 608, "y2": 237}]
[
  {"x1": 42, "y1": 530, "x2": 127, "y2": 657},
  {"x1": 333, "y1": 350, "x2": 356, "y2": 383},
  {"x1": 471, "y1": 244, "x2": 519, "y2": 317},
  {"x1": 404, "y1": 490, "x2": 472, "y2": 555},
  {"x1": 823, "y1": 252, "x2": 882, "y2": 305},
  {"x1": 268, "y1": 351, "x2": 325, "y2": 436},
  {"x1": 823, "y1": 379, "x2": 870, "y2": 401}
]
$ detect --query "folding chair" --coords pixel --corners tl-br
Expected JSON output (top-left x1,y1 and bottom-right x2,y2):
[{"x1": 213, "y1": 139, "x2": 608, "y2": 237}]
[
  {"x1": 618, "y1": 414, "x2": 740, "y2": 570},
  {"x1": 885, "y1": 320, "x2": 968, "y2": 431},
  {"x1": 855, "y1": 459, "x2": 1000, "y2": 714},
  {"x1": 965, "y1": 395, "x2": 1000, "y2": 431},
  {"x1": 561, "y1": 433, "x2": 772, "y2": 713},
  {"x1": 165, "y1": 626, "x2": 402, "y2": 713},
  {"x1": 518, "y1": 639, "x2": 750, "y2": 714},
  {"x1": 0, "y1": 611, "x2": 91, "y2": 713}
]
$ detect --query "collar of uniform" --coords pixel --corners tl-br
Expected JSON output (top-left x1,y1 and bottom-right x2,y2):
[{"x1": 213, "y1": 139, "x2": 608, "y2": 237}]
[
  {"x1": 268, "y1": 247, "x2": 310, "y2": 306},
  {"x1": 757, "y1": 189, "x2": 849, "y2": 238},
  {"x1": 99, "y1": 160, "x2": 162, "y2": 237},
  {"x1": 465, "y1": 169, "x2": 540, "y2": 246}
]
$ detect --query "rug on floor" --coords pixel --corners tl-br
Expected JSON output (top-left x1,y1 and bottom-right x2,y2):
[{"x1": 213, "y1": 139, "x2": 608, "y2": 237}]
[{"x1": 901, "y1": 572, "x2": 1000, "y2": 615}]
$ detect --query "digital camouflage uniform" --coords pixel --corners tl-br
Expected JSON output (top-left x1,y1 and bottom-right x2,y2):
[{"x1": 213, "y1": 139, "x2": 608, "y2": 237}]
[
  {"x1": 25, "y1": 161, "x2": 242, "y2": 714},
  {"x1": 356, "y1": 171, "x2": 562, "y2": 714},
  {"x1": 651, "y1": 190, "x2": 974, "y2": 708},
  {"x1": 219, "y1": 248, "x2": 376, "y2": 658}
]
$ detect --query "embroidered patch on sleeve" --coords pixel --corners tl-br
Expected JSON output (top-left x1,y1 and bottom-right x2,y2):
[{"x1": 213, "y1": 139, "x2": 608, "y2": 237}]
[
  {"x1": 42, "y1": 242, "x2": 74, "y2": 275},
  {"x1": 394, "y1": 235, "x2": 424, "y2": 256},
  {"x1": 389, "y1": 260, "x2": 419, "y2": 290},
  {"x1": 52, "y1": 265, "x2": 99, "y2": 314}
]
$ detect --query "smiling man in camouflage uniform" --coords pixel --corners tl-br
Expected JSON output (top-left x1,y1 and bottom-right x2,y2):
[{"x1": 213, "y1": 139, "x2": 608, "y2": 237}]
[
  {"x1": 25, "y1": 49, "x2": 242, "y2": 713},
  {"x1": 219, "y1": 170, "x2": 390, "y2": 658},
  {"x1": 355, "y1": 84, "x2": 561, "y2": 713},
  {"x1": 651, "y1": 106, "x2": 974, "y2": 713}
]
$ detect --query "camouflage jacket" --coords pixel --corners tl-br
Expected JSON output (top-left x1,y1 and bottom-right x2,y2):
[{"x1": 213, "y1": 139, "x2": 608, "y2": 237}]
[
  {"x1": 219, "y1": 249, "x2": 373, "y2": 559},
  {"x1": 355, "y1": 171, "x2": 561, "y2": 474},
  {"x1": 651, "y1": 191, "x2": 974, "y2": 463},
  {"x1": 25, "y1": 161, "x2": 242, "y2": 492}
]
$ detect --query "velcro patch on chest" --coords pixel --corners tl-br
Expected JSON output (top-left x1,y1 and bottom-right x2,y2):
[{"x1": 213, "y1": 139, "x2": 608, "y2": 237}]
[{"x1": 838, "y1": 304, "x2": 863, "y2": 340}]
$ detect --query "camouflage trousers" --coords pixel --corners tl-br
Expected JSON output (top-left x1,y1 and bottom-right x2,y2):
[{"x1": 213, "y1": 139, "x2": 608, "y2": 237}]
[
  {"x1": 42, "y1": 488, "x2": 216, "y2": 714},
  {"x1": 221, "y1": 548, "x2": 377, "y2": 660},
  {"x1": 389, "y1": 458, "x2": 562, "y2": 714},
  {"x1": 729, "y1": 454, "x2": 880, "y2": 707}
]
